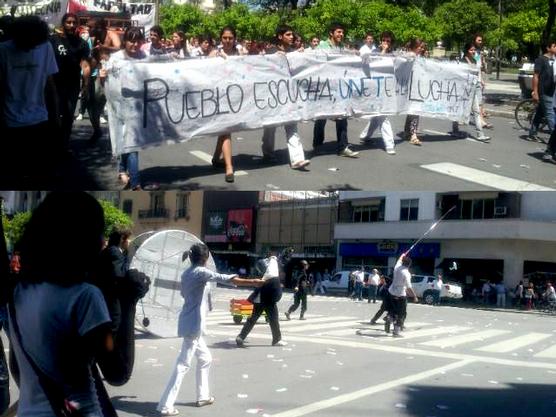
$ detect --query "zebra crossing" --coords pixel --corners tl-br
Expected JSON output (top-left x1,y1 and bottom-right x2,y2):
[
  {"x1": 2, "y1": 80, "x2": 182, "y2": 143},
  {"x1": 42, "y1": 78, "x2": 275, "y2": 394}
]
[{"x1": 204, "y1": 309, "x2": 556, "y2": 360}]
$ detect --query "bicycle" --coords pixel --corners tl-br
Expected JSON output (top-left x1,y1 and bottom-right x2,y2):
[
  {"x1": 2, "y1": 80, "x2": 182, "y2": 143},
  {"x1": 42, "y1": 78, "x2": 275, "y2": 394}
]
[{"x1": 514, "y1": 98, "x2": 548, "y2": 132}]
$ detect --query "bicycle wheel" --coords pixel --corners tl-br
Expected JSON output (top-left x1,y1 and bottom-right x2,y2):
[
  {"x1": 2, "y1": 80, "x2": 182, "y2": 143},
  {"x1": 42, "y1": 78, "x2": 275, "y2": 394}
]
[{"x1": 514, "y1": 99, "x2": 536, "y2": 131}]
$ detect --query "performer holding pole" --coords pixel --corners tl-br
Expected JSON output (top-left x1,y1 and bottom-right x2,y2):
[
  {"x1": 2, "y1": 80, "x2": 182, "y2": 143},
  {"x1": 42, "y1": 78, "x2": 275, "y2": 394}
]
[{"x1": 236, "y1": 251, "x2": 288, "y2": 347}]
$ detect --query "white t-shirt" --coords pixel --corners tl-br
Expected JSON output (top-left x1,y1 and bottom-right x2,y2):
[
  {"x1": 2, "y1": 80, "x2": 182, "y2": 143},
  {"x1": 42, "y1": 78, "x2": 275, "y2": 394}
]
[
  {"x1": 359, "y1": 43, "x2": 376, "y2": 56},
  {"x1": 0, "y1": 40, "x2": 58, "y2": 127},
  {"x1": 434, "y1": 278, "x2": 443, "y2": 291},
  {"x1": 355, "y1": 271, "x2": 365, "y2": 284},
  {"x1": 369, "y1": 273, "x2": 380, "y2": 286},
  {"x1": 545, "y1": 285, "x2": 556, "y2": 301},
  {"x1": 11, "y1": 282, "x2": 110, "y2": 417},
  {"x1": 389, "y1": 257, "x2": 412, "y2": 297}
]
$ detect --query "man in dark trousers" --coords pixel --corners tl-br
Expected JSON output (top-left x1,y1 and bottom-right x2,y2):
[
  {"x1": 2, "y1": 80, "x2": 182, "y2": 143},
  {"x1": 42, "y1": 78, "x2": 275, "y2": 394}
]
[
  {"x1": 236, "y1": 252, "x2": 287, "y2": 347},
  {"x1": 285, "y1": 260, "x2": 311, "y2": 320},
  {"x1": 50, "y1": 12, "x2": 90, "y2": 154}
]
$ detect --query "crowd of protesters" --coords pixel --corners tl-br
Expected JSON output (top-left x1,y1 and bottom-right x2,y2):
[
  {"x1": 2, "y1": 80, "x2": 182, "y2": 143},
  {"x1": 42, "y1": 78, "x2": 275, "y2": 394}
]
[{"x1": 1, "y1": 14, "x2": 497, "y2": 189}]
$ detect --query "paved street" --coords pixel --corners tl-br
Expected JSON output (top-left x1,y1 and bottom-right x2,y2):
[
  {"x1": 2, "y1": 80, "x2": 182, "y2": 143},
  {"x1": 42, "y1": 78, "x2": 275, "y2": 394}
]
[
  {"x1": 7, "y1": 74, "x2": 555, "y2": 191},
  {"x1": 4, "y1": 287, "x2": 556, "y2": 416},
  {"x1": 42, "y1": 112, "x2": 556, "y2": 191}
]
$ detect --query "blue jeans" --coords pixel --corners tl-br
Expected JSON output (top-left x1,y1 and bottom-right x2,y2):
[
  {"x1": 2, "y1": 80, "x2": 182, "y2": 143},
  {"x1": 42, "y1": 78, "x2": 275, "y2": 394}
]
[
  {"x1": 530, "y1": 94, "x2": 555, "y2": 135},
  {"x1": 353, "y1": 282, "x2": 363, "y2": 300},
  {"x1": 119, "y1": 152, "x2": 140, "y2": 189}
]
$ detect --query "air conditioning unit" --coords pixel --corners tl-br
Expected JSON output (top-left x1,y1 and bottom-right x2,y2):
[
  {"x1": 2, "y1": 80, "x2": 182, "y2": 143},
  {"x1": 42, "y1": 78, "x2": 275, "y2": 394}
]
[{"x1": 494, "y1": 206, "x2": 507, "y2": 216}]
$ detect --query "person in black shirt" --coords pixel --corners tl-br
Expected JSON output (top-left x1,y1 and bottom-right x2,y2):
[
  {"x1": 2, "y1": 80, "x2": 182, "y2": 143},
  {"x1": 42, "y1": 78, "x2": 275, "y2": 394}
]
[
  {"x1": 530, "y1": 40, "x2": 556, "y2": 141},
  {"x1": 50, "y1": 13, "x2": 90, "y2": 154},
  {"x1": 285, "y1": 260, "x2": 312, "y2": 320}
]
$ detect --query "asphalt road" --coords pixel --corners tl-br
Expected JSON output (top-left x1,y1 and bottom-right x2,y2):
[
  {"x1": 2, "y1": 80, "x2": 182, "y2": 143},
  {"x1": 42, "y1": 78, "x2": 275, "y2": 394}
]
[
  {"x1": 21, "y1": 112, "x2": 554, "y2": 191},
  {"x1": 3, "y1": 288, "x2": 556, "y2": 416}
]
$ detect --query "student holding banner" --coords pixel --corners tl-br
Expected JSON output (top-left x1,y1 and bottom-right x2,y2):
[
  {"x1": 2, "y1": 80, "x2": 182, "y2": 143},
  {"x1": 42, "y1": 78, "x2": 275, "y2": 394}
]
[
  {"x1": 461, "y1": 41, "x2": 490, "y2": 141},
  {"x1": 403, "y1": 38, "x2": 427, "y2": 146},
  {"x1": 260, "y1": 24, "x2": 311, "y2": 170},
  {"x1": 313, "y1": 22, "x2": 360, "y2": 159},
  {"x1": 208, "y1": 26, "x2": 240, "y2": 183},
  {"x1": 101, "y1": 27, "x2": 147, "y2": 189},
  {"x1": 359, "y1": 31, "x2": 397, "y2": 155}
]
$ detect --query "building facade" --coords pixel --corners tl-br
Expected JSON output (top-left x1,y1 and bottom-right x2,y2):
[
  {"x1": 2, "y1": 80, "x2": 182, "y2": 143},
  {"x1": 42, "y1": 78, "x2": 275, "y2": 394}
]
[
  {"x1": 117, "y1": 190, "x2": 204, "y2": 237},
  {"x1": 335, "y1": 191, "x2": 556, "y2": 293}
]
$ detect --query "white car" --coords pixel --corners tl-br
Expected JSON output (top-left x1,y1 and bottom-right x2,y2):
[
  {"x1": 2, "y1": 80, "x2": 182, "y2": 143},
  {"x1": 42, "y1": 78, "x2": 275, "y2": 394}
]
[
  {"x1": 410, "y1": 275, "x2": 463, "y2": 305},
  {"x1": 322, "y1": 270, "x2": 369, "y2": 295}
]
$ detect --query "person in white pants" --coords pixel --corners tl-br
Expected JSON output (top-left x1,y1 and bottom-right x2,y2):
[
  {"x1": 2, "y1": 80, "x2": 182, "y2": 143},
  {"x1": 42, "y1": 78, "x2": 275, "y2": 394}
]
[
  {"x1": 261, "y1": 24, "x2": 310, "y2": 170},
  {"x1": 359, "y1": 115, "x2": 396, "y2": 155},
  {"x1": 157, "y1": 243, "x2": 263, "y2": 416}
]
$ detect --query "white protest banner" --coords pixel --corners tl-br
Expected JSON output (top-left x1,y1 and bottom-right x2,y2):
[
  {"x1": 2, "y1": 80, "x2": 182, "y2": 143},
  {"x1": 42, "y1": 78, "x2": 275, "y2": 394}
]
[
  {"x1": 68, "y1": 0, "x2": 155, "y2": 31},
  {"x1": 105, "y1": 52, "x2": 475, "y2": 155},
  {"x1": 1, "y1": 0, "x2": 68, "y2": 24}
]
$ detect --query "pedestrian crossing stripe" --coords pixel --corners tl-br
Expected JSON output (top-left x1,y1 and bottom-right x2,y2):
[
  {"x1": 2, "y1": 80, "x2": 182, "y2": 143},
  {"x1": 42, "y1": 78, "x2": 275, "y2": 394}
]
[
  {"x1": 285, "y1": 320, "x2": 365, "y2": 333},
  {"x1": 313, "y1": 328, "x2": 359, "y2": 337},
  {"x1": 420, "y1": 162, "x2": 555, "y2": 191},
  {"x1": 534, "y1": 344, "x2": 556, "y2": 359},
  {"x1": 420, "y1": 329, "x2": 511, "y2": 348},
  {"x1": 280, "y1": 316, "x2": 354, "y2": 327},
  {"x1": 381, "y1": 326, "x2": 471, "y2": 341},
  {"x1": 476, "y1": 333, "x2": 553, "y2": 353}
]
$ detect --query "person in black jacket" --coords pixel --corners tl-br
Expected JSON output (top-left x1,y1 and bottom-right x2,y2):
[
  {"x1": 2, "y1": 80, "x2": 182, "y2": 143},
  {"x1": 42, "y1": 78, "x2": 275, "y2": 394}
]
[
  {"x1": 285, "y1": 260, "x2": 311, "y2": 320},
  {"x1": 236, "y1": 252, "x2": 287, "y2": 347}
]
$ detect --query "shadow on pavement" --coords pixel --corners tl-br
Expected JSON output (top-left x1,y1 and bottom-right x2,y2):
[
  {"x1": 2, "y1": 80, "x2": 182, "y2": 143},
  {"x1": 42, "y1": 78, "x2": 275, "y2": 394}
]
[{"x1": 403, "y1": 383, "x2": 556, "y2": 417}]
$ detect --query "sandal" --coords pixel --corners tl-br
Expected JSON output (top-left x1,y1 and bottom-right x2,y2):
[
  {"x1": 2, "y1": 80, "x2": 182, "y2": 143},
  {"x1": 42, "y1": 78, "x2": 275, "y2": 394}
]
[
  {"x1": 409, "y1": 135, "x2": 422, "y2": 146},
  {"x1": 482, "y1": 123, "x2": 493, "y2": 129}
]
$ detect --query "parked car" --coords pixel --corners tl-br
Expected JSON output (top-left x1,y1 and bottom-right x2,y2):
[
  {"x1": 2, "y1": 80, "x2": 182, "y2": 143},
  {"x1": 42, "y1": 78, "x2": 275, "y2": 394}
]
[
  {"x1": 410, "y1": 275, "x2": 463, "y2": 305},
  {"x1": 322, "y1": 270, "x2": 370, "y2": 295}
]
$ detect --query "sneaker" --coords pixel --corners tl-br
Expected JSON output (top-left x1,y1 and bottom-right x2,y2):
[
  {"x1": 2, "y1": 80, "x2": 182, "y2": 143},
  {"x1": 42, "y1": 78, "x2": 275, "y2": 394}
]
[
  {"x1": 299, "y1": 316, "x2": 306, "y2": 320},
  {"x1": 385, "y1": 148, "x2": 396, "y2": 155},
  {"x1": 100, "y1": 116, "x2": 108, "y2": 124},
  {"x1": 196, "y1": 397, "x2": 215, "y2": 407},
  {"x1": 272, "y1": 340, "x2": 288, "y2": 347},
  {"x1": 235, "y1": 336, "x2": 245, "y2": 347},
  {"x1": 369, "y1": 320, "x2": 377, "y2": 325},
  {"x1": 291, "y1": 160, "x2": 310, "y2": 170},
  {"x1": 160, "y1": 408, "x2": 179, "y2": 416},
  {"x1": 449, "y1": 130, "x2": 467, "y2": 138},
  {"x1": 75, "y1": 113, "x2": 83, "y2": 121},
  {"x1": 392, "y1": 332, "x2": 403, "y2": 338},
  {"x1": 284, "y1": 311, "x2": 291, "y2": 320},
  {"x1": 476, "y1": 134, "x2": 491, "y2": 141},
  {"x1": 527, "y1": 134, "x2": 539, "y2": 142},
  {"x1": 338, "y1": 146, "x2": 359, "y2": 158}
]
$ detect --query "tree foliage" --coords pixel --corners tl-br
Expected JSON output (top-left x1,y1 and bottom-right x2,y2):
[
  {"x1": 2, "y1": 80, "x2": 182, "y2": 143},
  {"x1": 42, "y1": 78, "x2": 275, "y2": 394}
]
[
  {"x1": 2, "y1": 199, "x2": 133, "y2": 249},
  {"x1": 160, "y1": 0, "x2": 555, "y2": 57}
]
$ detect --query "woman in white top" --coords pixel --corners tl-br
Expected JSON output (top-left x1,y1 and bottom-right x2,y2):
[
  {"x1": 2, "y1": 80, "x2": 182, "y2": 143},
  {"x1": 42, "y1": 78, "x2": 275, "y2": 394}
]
[{"x1": 403, "y1": 38, "x2": 427, "y2": 146}]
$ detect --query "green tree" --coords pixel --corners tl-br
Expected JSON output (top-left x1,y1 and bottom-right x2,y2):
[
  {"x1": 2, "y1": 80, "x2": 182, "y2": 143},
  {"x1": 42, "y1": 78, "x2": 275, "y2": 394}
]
[
  {"x1": 159, "y1": 4, "x2": 210, "y2": 36},
  {"x1": 3, "y1": 211, "x2": 31, "y2": 250},
  {"x1": 3, "y1": 199, "x2": 133, "y2": 249},
  {"x1": 98, "y1": 200, "x2": 134, "y2": 238},
  {"x1": 432, "y1": 0, "x2": 498, "y2": 49}
]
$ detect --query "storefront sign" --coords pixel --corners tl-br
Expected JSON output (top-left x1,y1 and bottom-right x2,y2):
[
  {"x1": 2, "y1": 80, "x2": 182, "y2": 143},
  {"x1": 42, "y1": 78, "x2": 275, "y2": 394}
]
[{"x1": 227, "y1": 209, "x2": 253, "y2": 243}]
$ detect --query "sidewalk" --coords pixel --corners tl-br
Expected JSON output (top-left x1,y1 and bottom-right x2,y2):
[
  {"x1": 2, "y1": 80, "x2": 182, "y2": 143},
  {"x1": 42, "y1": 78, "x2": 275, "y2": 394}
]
[{"x1": 483, "y1": 72, "x2": 521, "y2": 119}]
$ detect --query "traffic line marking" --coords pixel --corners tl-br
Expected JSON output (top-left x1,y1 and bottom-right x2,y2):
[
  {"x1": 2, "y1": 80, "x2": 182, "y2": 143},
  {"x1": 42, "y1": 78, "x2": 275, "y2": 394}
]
[
  {"x1": 420, "y1": 329, "x2": 511, "y2": 348},
  {"x1": 285, "y1": 320, "x2": 359, "y2": 333},
  {"x1": 269, "y1": 360, "x2": 474, "y2": 417},
  {"x1": 381, "y1": 326, "x2": 471, "y2": 341},
  {"x1": 476, "y1": 333, "x2": 552, "y2": 353},
  {"x1": 312, "y1": 328, "x2": 359, "y2": 337},
  {"x1": 534, "y1": 344, "x2": 556, "y2": 359},
  {"x1": 279, "y1": 316, "x2": 353, "y2": 327},
  {"x1": 189, "y1": 150, "x2": 248, "y2": 176},
  {"x1": 420, "y1": 162, "x2": 555, "y2": 191}
]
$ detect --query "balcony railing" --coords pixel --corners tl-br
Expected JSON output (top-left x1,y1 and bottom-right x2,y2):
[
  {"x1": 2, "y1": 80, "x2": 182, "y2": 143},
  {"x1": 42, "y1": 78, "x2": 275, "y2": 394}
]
[
  {"x1": 175, "y1": 208, "x2": 188, "y2": 219},
  {"x1": 138, "y1": 208, "x2": 169, "y2": 219}
]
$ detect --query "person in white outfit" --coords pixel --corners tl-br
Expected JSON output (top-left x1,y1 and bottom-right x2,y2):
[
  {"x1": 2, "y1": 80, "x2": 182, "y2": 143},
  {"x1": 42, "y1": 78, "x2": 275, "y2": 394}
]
[
  {"x1": 157, "y1": 243, "x2": 263, "y2": 416},
  {"x1": 359, "y1": 31, "x2": 396, "y2": 155}
]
